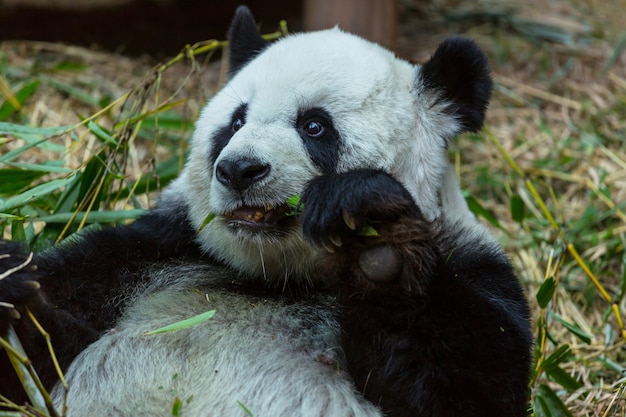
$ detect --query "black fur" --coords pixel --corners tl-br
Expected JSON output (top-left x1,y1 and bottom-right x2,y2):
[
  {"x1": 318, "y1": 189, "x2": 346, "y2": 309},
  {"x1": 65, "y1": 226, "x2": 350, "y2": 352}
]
[
  {"x1": 421, "y1": 37, "x2": 493, "y2": 134},
  {"x1": 210, "y1": 103, "x2": 247, "y2": 166},
  {"x1": 302, "y1": 171, "x2": 532, "y2": 416},
  {"x1": 301, "y1": 169, "x2": 417, "y2": 249},
  {"x1": 227, "y1": 6, "x2": 267, "y2": 76},
  {"x1": 0, "y1": 203, "x2": 202, "y2": 404},
  {"x1": 296, "y1": 107, "x2": 343, "y2": 175}
]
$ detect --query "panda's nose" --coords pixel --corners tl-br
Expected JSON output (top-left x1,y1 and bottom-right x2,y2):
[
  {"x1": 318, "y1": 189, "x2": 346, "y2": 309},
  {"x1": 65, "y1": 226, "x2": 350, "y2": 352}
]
[{"x1": 215, "y1": 158, "x2": 270, "y2": 191}]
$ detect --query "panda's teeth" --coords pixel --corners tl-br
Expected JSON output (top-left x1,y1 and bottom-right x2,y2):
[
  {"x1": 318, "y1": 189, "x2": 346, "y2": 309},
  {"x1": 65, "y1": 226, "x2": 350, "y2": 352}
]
[
  {"x1": 265, "y1": 203, "x2": 274, "y2": 211},
  {"x1": 253, "y1": 210, "x2": 265, "y2": 222}
]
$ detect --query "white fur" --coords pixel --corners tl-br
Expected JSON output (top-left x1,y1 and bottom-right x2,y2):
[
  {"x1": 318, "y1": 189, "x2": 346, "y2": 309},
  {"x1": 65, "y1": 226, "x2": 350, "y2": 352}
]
[
  {"x1": 52, "y1": 264, "x2": 382, "y2": 417},
  {"x1": 180, "y1": 28, "x2": 474, "y2": 285}
]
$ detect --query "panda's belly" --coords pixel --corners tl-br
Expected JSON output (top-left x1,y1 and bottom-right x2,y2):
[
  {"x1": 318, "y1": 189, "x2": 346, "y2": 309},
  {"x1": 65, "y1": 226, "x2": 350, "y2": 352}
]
[{"x1": 52, "y1": 263, "x2": 382, "y2": 417}]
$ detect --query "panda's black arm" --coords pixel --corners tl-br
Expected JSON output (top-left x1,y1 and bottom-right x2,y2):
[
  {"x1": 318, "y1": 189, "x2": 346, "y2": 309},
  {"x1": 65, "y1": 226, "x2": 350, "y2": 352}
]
[
  {"x1": 35, "y1": 204, "x2": 202, "y2": 328},
  {"x1": 340, "y1": 237, "x2": 533, "y2": 417},
  {"x1": 300, "y1": 170, "x2": 532, "y2": 417},
  {"x1": 0, "y1": 205, "x2": 201, "y2": 403}
]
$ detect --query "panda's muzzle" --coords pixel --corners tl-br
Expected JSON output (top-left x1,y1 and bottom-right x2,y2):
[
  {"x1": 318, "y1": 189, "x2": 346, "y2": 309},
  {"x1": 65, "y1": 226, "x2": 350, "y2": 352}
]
[{"x1": 215, "y1": 157, "x2": 294, "y2": 227}]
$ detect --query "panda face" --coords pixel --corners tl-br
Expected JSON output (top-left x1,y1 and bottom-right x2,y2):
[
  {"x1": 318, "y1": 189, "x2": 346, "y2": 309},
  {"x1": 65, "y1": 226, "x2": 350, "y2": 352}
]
[{"x1": 176, "y1": 25, "x2": 491, "y2": 283}]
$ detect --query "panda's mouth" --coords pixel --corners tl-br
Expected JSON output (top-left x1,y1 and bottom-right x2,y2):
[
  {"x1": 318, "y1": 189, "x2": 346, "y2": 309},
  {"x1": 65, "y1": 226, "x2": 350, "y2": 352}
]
[{"x1": 225, "y1": 203, "x2": 292, "y2": 227}]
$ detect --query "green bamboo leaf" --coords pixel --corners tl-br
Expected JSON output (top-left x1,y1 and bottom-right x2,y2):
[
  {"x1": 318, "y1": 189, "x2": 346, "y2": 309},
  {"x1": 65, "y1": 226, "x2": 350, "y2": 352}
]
[
  {"x1": 545, "y1": 365, "x2": 582, "y2": 391},
  {"x1": 2, "y1": 327, "x2": 52, "y2": 415},
  {"x1": 171, "y1": 397, "x2": 183, "y2": 417},
  {"x1": 0, "y1": 139, "x2": 60, "y2": 163},
  {"x1": 0, "y1": 79, "x2": 40, "y2": 120},
  {"x1": 53, "y1": 61, "x2": 88, "y2": 71},
  {"x1": 541, "y1": 344, "x2": 571, "y2": 370},
  {"x1": 4, "y1": 161, "x2": 72, "y2": 174},
  {"x1": 52, "y1": 172, "x2": 82, "y2": 214},
  {"x1": 137, "y1": 112, "x2": 190, "y2": 130},
  {"x1": 286, "y1": 194, "x2": 301, "y2": 209},
  {"x1": 536, "y1": 277, "x2": 556, "y2": 309},
  {"x1": 534, "y1": 384, "x2": 574, "y2": 417},
  {"x1": 144, "y1": 310, "x2": 216, "y2": 335},
  {"x1": 237, "y1": 401, "x2": 254, "y2": 417},
  {"x1": 0, "y1": 213, "x2": 24, "y2": 220},
  {"x1": 0, "y1": 174, "x2": 76, "y2": 212},
  {"x1": 0, "y1": 121, "x2": 69, "y2": 137},
  {"x1": 37, "y1": 209, "x2": 146, "y2": 224},
  {"x1": 0, "y1": 169, "x2": 45, "y2": 194},
  {"x1": 550, "y1": 312, "x2": 592, "y2": 344},
  {"x1": 510, "y1": 194, "x2": 525, "y2": 223},
  {"x1": 42, "y1": 76, "x2": 101, "y2": 106},
  {"x1": 10, "y1": 218, "x2": 26, "y2": 242},
  {"x1": 357, "y1": 224, "x2": 379, "y2": 237},
  {"x1": 286, "y1": 194, "x2": 302, "y2": 216},
  {"x1": 0, "y1": 122, "x2": 67, "y2": 154},
  {"x1": 197, "y1": 213, "x2": 216, "y2": 233},
  {"x1": 87, "y1": 120, "x2": 117, "y2": 145},
  {"x1": 465, "y1": 195, "x2": 502, "y2": 230}
]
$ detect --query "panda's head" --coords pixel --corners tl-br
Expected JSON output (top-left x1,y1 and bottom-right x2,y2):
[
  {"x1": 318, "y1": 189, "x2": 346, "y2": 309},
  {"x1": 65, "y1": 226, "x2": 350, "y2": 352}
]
[{"x1": 174, "y1": 6, "x2": 492, "y2": 282}]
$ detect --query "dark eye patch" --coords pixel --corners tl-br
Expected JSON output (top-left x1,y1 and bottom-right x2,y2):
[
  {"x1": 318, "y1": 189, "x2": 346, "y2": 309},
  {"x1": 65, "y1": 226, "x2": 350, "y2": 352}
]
[
  {"x1": 210, "y1": 103, "x2": 247, "y2": 166},
  {"x1": 296, "y1": 107, "x2": 342, "y2": 174}
]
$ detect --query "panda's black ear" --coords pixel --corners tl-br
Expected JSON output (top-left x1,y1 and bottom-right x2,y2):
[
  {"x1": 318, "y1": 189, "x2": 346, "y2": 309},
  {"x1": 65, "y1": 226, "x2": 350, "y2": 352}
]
[
  {"x1": 421, "y1": 37, "x2": 492, "y2": 133},
  {"x1": 228, "y1": 6, "x2": 268, "y2": 76}
]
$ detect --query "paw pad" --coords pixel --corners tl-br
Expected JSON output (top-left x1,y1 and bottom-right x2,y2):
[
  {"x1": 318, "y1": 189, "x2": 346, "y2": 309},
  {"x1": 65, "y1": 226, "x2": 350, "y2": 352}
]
[{"x1": 358, "y1": 245, "x2": 402, "y2": 283}]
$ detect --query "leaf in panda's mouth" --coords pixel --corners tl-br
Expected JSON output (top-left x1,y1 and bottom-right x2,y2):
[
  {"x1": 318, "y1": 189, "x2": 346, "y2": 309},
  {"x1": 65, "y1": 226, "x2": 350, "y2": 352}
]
[
  {"x1": 286, "y1": 194, "x2": 303, "y2": 216},
  {"x1": 198, "y1": 212, "x2": 216, "y2": 233}
]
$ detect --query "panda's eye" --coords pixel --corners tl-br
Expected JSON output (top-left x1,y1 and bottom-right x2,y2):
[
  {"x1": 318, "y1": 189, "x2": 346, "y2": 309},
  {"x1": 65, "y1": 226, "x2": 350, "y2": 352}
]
[
  {"x1": 232, "y1": 117, "x2": 244, "y2": 133},
  {"x1": 303, "y1": 120, "x2": 324, "y2": 138}
]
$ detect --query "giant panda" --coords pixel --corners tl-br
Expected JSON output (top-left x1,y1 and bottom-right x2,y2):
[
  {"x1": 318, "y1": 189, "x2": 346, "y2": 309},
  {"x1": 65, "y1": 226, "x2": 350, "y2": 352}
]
[{"x1": 0, "y1": 6, "x2": 533, "y2": 417}]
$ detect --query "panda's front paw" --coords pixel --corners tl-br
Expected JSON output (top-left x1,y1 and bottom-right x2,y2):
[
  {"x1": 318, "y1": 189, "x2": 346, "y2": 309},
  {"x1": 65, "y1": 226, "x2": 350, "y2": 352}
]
[
  {"x1": 0, "y1": 241, "x2": 42, "y2": 334},
  {"x1": 300, "y1": 169, "x2": 417, "y2": 250},
  {"x1": 301, "y1": 170, "x2": 438, "y2": 290}
]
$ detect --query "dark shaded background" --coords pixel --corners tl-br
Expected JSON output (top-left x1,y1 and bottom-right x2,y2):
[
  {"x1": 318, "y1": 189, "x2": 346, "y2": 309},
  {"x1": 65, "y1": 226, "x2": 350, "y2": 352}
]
[{"x1": 0, "y1": 0, "x2": 303, "y2": 57}]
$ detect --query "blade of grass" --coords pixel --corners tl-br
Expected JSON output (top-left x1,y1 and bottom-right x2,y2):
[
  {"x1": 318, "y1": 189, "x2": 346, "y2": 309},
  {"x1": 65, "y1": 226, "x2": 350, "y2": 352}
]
[
  {"x1": 0, "y1": 79, "x2": 40, "y2": 120},
  {"x1": 0, "y1": 175, "x2": 76, "y2": 212},
  {"x1": 144, "y1": 310, "x2": 216, "y2": 335}
]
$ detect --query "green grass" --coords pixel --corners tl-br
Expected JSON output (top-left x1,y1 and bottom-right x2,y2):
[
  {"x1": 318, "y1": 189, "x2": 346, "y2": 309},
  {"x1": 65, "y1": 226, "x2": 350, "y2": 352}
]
[{"x1": 1, "y1": 6, "x2": 625, "y2": 416}]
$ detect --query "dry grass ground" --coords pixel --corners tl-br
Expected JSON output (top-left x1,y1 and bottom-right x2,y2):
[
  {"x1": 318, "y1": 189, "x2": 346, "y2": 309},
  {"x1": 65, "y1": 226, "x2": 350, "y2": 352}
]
[{"x1": 0, "y1": 0, "x2": 625, "y2": 416}]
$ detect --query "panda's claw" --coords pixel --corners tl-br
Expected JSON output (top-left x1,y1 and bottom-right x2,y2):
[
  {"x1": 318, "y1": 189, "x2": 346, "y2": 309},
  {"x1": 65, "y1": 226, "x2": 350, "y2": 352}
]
[
  {"x1": 321, "y1": 241, "x2": 336, "y2": 253},
  {"x1": 9, "y1": 308, "x2": 20, "y2": 320},
  {"x1": 342, "y1": 211, "x2": 357, "y2": 231},
  {"x1": 330, "y1": 234, "x2": 343, "y2": 247},
  {"x1": 25, "y1": 280, "x2": 40, "y2": 290},
  {"x1": 0, "y1": 242, "x2": 44, "y2": 334}
]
